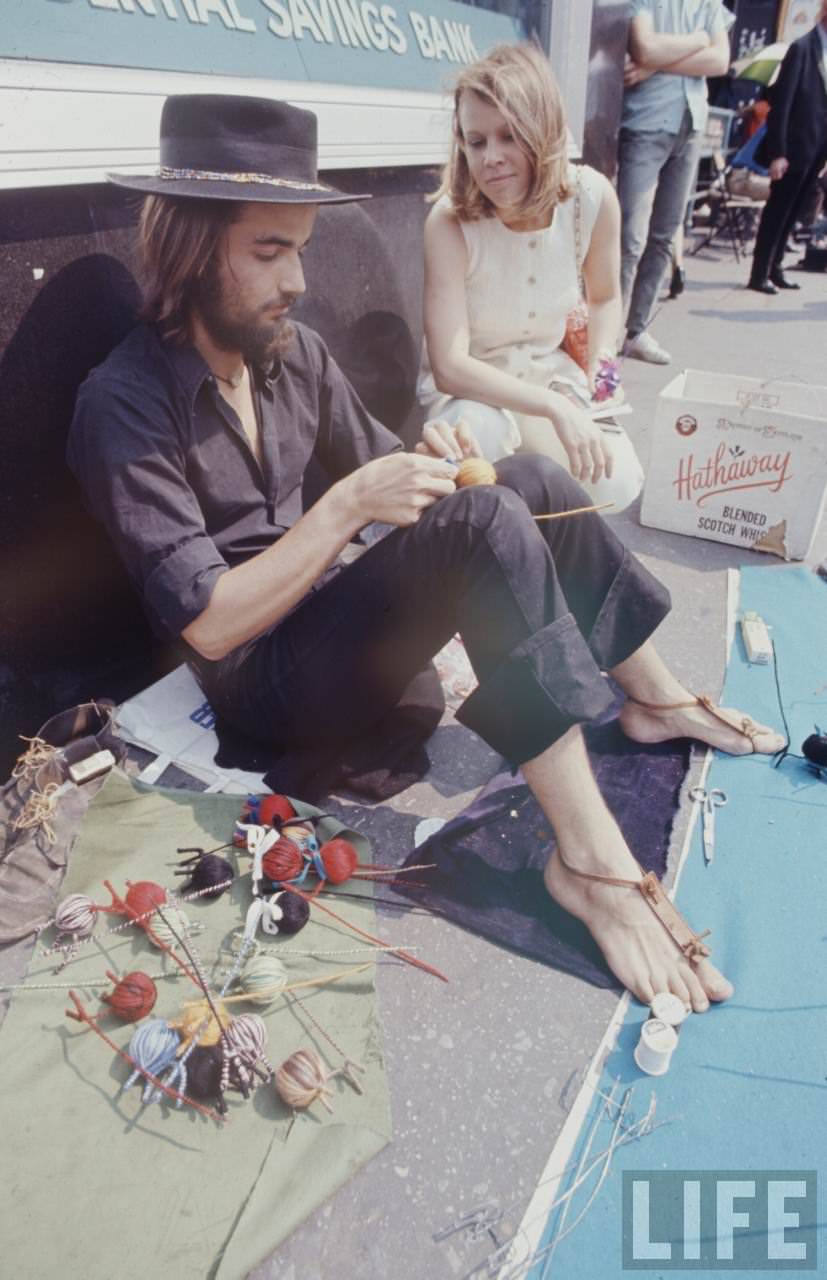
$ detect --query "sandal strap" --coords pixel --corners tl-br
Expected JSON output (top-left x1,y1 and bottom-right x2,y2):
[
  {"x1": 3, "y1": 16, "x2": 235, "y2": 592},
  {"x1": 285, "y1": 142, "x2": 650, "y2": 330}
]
[
  {"x1": 556, "y1": 852, "x2": 713, "y2": 965},
  {"x1": 626, "y1": 692, "x2": 759, "y2": 753}
]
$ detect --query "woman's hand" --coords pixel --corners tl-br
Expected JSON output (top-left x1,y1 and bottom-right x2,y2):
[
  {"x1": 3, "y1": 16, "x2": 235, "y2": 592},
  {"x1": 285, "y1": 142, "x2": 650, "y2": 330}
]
[
  {"x1": 332, "y1": 452, "x2": 457, "y2": 529},
  {"x1": 414, "y1": 416, "x2": 483, "y2": 462},
  {"x1": 546, "y1": 393, "x2": 614, "y2": 484}
]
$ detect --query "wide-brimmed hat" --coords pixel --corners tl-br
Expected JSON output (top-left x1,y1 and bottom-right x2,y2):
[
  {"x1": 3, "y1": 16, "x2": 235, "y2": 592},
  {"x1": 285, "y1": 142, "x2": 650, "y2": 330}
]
[{"x1": 108, "y1": 94, "x2": 368, "y2": 205}]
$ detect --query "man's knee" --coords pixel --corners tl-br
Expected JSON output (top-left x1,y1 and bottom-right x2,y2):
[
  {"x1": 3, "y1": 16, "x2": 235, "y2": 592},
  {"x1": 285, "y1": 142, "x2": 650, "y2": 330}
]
[{"x1": 494, "y1": 453, "x2": 591, "y2": 512}]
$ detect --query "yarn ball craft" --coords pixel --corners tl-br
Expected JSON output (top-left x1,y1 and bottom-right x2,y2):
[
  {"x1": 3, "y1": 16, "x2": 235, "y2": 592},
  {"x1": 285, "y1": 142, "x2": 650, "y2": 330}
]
[{"x1": 455, "y1": 458, "x2": 497, "y2": 488}]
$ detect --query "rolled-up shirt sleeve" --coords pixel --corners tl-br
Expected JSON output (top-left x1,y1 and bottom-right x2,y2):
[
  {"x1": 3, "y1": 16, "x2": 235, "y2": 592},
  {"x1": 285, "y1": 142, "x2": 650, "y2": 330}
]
[{"x1": 68, "y1": 375, "x2": 228, "y2": 641}]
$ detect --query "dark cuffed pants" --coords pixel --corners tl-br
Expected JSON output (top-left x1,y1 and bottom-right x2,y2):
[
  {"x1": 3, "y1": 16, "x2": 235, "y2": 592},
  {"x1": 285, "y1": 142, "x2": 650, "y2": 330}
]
[{"x1": 199, "y1": 456, "x2": 671, "y2": 768}]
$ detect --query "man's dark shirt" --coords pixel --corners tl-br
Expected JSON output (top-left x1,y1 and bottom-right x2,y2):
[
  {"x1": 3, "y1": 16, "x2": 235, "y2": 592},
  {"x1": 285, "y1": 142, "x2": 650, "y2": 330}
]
[{"x1": 68, "y1": 322, "x2": 401, "y2": 643}]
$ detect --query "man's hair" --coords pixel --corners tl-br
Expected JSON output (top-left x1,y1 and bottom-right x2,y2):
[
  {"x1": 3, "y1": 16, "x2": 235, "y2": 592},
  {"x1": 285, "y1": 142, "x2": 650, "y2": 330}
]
[
  {"x1": 432, "y1": 42, "x2": 572, "y2": 223},
  {"x1": 137, "y1": 195, "x2": 241, "y2": 339}
]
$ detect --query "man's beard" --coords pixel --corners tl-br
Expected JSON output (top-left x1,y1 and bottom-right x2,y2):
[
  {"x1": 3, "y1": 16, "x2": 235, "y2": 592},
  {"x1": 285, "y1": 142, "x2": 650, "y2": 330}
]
[{"x1": 193, "y1": 262, "x2": 295, "y2": 369}]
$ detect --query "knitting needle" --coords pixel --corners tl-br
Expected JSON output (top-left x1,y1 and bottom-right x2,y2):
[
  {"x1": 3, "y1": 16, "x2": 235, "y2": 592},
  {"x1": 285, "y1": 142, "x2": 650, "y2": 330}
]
[{"x1": 534, "y1": 501, "x2": 614, "y2": 521}]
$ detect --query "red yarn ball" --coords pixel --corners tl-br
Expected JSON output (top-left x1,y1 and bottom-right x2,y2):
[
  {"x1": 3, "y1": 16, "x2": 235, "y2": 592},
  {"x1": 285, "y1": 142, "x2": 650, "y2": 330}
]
[
  {"x1": 258, "y1": 794, "x2": 297, "y2": 826},
  {"x1": 101, "y1": 970, "x2": 157, "y2": 1022},
  {"x1": 318, "y1": 837, "x2": 359, "y2": 885},
  {"x1": 261, "y1": 836, "x2": 305, "y2": 884},
  {"x1": 124, "y1": 881, "x2": 167, "y2": 924}
]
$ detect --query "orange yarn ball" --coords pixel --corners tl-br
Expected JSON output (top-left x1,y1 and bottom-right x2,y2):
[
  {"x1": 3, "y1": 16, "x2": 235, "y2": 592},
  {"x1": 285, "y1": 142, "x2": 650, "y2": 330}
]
[
  {"x1": 262, "y1": 835, "x2": 305, "y2": 883},
  {"x1": 455, "y1": 458, "x2": 497, "y2": 488},
  {"x1": 318, "y1": 837, "x2": 359, "y2": 885}
]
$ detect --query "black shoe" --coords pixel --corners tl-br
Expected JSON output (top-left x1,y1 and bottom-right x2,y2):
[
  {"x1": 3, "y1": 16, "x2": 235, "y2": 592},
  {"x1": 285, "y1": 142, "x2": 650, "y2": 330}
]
[
  {"x1": 769, "y1": 271, "x2": 801, "y2": 290},
  {"x1": 668, "y1": 266, "x2": 686, "y2": 299},
  {"x1": 747, "y1": 278, "x2": 778, "y2": 295}
]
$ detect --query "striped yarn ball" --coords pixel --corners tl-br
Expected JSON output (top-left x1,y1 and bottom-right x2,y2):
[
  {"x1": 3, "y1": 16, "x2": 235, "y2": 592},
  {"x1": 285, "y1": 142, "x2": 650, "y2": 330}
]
[{"x1": 239, "y1": 953, "x2": 288, "y2": 1007}]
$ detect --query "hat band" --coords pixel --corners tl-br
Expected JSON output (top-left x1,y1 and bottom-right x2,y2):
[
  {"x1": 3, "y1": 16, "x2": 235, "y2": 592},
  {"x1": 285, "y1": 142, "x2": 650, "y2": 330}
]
[{"x1": 159, "y1": 165, "x2": 332, "y2": 193}]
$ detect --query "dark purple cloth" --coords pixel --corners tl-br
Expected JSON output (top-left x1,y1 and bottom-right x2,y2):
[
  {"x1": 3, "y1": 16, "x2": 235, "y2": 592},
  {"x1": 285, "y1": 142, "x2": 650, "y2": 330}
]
[{"x1": 398, "y1": 718, "x2": 690, "y2": 989}]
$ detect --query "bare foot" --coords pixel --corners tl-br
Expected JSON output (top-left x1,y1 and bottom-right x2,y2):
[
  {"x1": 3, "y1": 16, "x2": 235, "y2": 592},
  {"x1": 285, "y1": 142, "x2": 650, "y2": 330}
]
[
  {"x1": 619, "y1": 695, "x2": 784, "y2": 756},
  {"x1": 544, "y1": 841, "x2": 734, "y2": 1012}
]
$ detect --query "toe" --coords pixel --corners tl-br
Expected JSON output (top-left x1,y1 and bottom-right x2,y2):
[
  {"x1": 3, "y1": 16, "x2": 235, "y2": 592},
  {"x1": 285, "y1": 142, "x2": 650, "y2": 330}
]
[
  {"x1": 666, "y1": 971, "x2": 694, "y2": 1012},
  {"x1": 682, "y1": 966, "x2": 710, "y2": 1013},
  {"x1": 695, "y1": 958, "x2": 734, "y2": 1003}
]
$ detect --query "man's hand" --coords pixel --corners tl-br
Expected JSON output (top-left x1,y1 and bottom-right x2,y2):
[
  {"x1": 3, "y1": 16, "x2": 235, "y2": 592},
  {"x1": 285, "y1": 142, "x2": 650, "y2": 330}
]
[
  {"x1": 333, "y1": 452, "x2": 457, "y2": 529},
  {"x1": 624, "y1": 54, "x2": 654, "y2": 87},
  {"x1": 769, "y1": 157, "x2": 789, "y2": 182},
  {"x1": 548, "y1": 393, "x2": 614, "y2": 485},
  {"x1": 414, "y1": 415, "x2": 483, "y2": 462}
]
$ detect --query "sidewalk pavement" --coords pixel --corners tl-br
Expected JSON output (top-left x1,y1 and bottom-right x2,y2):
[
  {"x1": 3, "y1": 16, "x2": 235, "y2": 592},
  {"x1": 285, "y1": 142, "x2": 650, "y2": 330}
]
[{"x1": 255, "y1": 244, "x2": 827, "y2": 1280}]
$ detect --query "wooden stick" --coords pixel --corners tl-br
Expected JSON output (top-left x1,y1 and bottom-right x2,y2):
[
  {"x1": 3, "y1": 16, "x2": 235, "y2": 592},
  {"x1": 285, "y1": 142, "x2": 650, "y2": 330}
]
[
  {"x1": 187, "y1": 961, "x2": 376, "y2": 1008},
  {"x1": 534, "y1": 501, "x2": 614, "y2": 522}
]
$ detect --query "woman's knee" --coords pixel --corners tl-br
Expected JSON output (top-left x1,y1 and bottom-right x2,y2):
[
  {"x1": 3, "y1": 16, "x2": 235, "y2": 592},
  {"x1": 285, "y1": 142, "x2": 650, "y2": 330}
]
[{"x1": 437, "y1": 399, "x2": 521, "y2": 462}]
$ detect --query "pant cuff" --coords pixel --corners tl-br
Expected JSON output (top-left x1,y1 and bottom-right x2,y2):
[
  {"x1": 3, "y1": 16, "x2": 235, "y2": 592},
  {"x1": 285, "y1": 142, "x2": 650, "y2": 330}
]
[
  {"x1": 456, "y1": 612, "x2": 615, "y2": 766},
  {"x1": 587, "y1": 548, "x2": 671, "y2": 671}
]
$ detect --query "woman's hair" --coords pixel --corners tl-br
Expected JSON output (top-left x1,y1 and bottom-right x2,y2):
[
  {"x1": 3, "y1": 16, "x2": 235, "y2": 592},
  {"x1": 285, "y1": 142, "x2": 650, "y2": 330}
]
[
  {"x1": 433, "y1": 42, "x2": 572, "y2": 222},
  {"x1": 137, "y1": 194, "x2": 240, "y2": 339}
]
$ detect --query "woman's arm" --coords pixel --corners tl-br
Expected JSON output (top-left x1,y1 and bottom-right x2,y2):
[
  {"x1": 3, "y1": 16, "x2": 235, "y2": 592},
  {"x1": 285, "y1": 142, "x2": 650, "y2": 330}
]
[
  {"x1": 422, "y1": 203, "x2": 611, "y2": 482},
  {"x1": 581, "y1": 174, "x2": 623, "y2": 391}
]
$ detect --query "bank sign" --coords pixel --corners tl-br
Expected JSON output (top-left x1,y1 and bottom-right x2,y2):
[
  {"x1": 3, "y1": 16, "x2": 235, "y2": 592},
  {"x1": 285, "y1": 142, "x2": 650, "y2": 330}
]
[{"x1": 3, "y1": 0, "x2": 523, "y2": 92}]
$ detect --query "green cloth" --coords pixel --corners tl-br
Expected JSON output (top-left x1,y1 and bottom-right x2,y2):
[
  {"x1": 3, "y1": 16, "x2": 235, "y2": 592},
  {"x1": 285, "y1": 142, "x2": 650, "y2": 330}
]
[{"x1": 0, "y1": 770, "x2": 391, "y2": 1279}]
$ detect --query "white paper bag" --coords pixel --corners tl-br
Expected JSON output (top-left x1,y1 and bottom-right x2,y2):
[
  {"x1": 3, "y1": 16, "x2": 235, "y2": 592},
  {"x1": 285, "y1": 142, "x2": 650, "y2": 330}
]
[{"x1": 640, "y1": 370, "x2": 827, "y2": 560}]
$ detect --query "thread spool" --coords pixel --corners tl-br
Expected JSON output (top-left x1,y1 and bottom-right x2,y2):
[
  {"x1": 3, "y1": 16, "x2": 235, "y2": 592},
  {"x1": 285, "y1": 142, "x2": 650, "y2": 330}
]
[
  {"x1": 282, "y1": 822, "x2": 319, "y2": 856},
  {"x1": 101, "y1": 970, "x2": 157, "y2": 1022},
  {"x1": 317, "y1": 837, "x2": 359, "y2": 885},
  {"x1": 185, "y1": 1045, "x2": 225, "y2": 1108},
  {"x1": 169, "y1": 998, "x2": 230, "y2": 1054},
  {"x1": 238, "y1": 953, "x2": 288, "y2": 1007},
  {"x1": 455, "y1": 458, "x2": 497, "y2": 488},
  {"x1": 271, "y1": 890, "x2": 310, "y2": 935},
  {"x1": 650, "y1": 992, "x2": 690, "y2": 1030},
  {"x1": 275, "y1": 1047, "x2": 335, "y2": 1113},
  {"x1": 124, "y1": 880, "x2": 167, "y2": 923},
  {"x1": 176, "y1": 851, "x2": 235, "y2": 900},
  {"x1": 123, "y1": 1018, "x2": 181, "y2": 1090},
  {"x1": 633, "y1": 1018, "x2": 678, "y2": 1076},
  {"x1": 147, "y1": 904, "x2": 195, "y2": 949},
  {"x1": 53, "y1": 893, "x2": 98, "y2": 941},
  {"x1": 262, "y1": 835, "x2": 305, "y2": 885}
]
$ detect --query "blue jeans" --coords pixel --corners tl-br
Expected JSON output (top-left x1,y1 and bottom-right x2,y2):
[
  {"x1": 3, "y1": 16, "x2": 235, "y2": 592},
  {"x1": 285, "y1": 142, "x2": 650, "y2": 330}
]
[{"x1": 618, "y1": 110, "x2": 702, "y2": 337}]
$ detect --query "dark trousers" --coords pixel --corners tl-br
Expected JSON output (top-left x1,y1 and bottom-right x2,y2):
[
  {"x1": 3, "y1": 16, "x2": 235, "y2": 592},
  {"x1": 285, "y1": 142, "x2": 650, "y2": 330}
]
[
  {"x1": 751, "y1": 154, "x2": 827, "y2": 282},
  {"x1": 199, "y1": 456, "x2": 671, "y2": 768}
]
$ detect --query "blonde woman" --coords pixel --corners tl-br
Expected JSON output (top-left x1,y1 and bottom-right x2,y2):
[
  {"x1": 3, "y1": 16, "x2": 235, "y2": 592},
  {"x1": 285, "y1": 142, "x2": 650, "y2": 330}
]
[{"x1": 419, "y1": 43, "x2": 644, "y2": 510}]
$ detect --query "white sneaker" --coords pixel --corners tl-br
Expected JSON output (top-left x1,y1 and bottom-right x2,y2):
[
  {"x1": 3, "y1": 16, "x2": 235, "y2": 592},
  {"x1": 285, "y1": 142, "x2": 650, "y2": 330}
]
[{"x1": 622, "y1": 331, "x2": 672, "y2": 365}]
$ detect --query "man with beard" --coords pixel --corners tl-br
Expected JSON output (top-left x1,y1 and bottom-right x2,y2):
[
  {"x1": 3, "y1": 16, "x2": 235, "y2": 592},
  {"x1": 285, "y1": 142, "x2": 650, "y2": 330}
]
[{"x1": 69, "y1": 93, "x2": 783, "y2": 1013}]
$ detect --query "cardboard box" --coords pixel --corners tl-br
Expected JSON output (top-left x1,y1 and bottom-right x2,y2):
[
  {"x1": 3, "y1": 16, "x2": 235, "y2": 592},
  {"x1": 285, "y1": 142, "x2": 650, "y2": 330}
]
[{"x1": 640, "y1": 370, "x2": 827, "y2": 560}]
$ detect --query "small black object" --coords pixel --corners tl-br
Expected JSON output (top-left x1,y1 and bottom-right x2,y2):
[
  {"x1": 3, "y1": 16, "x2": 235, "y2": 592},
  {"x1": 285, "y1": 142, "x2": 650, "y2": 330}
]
[
  {"x1": 186, "y1": 1045, "x2": 226, "y2": 1112},
  {"x1": 801, "y1": 730, "x2": 827, "y2": 769},
  {"x1": 272, "y1": 890, "x2": 310, "y2": 935},
  {"x1": 175, "y1": 850, "x2": 235, "y2": 900}
]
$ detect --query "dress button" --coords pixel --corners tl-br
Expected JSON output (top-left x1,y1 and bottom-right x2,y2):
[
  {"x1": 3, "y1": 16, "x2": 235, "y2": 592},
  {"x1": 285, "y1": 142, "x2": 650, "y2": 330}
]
[
  {"x1": 528, "y1": 239, "x2": 537, "y2": 248},
  {"x1": 528, "y1": 276, "x2": 536, "y2": 285},
  {"x1": 528, "y1": 310, "x2": 536, "y2": 319}
]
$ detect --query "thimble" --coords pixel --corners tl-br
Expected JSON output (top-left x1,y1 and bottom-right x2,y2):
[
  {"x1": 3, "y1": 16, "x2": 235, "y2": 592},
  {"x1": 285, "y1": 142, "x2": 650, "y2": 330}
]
[{"x1": 634, "y1": 1018, "x2": 678, "y2": 1076}]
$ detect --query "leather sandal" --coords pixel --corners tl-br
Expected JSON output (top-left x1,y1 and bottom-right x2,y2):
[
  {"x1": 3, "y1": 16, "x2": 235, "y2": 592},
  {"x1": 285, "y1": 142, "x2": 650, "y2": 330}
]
[
  {"x1": 556, "y1": 850, "x2": 712, "y2": 965},
  {"x1": 626, "y1": 693, "x2": 761, "y2": 753}
]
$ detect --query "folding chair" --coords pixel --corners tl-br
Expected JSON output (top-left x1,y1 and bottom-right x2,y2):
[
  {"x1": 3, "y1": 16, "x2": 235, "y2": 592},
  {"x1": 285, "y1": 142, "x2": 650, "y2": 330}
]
[{"x1": 689, "y1": 151, "x2": 766, "y2": 263}]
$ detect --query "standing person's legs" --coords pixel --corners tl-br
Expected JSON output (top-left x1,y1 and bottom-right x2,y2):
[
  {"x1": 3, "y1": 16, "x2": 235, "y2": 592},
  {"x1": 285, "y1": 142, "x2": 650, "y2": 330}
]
[
  {"x1": 617, "y1": 126, "x2": 677, "y2": 319},
  {"x1": 750, "y1": 168, "x2": 804, "y2": 287},
  {"x1": 624, "y1": 115, "x2": 702, "y2": 340}
]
